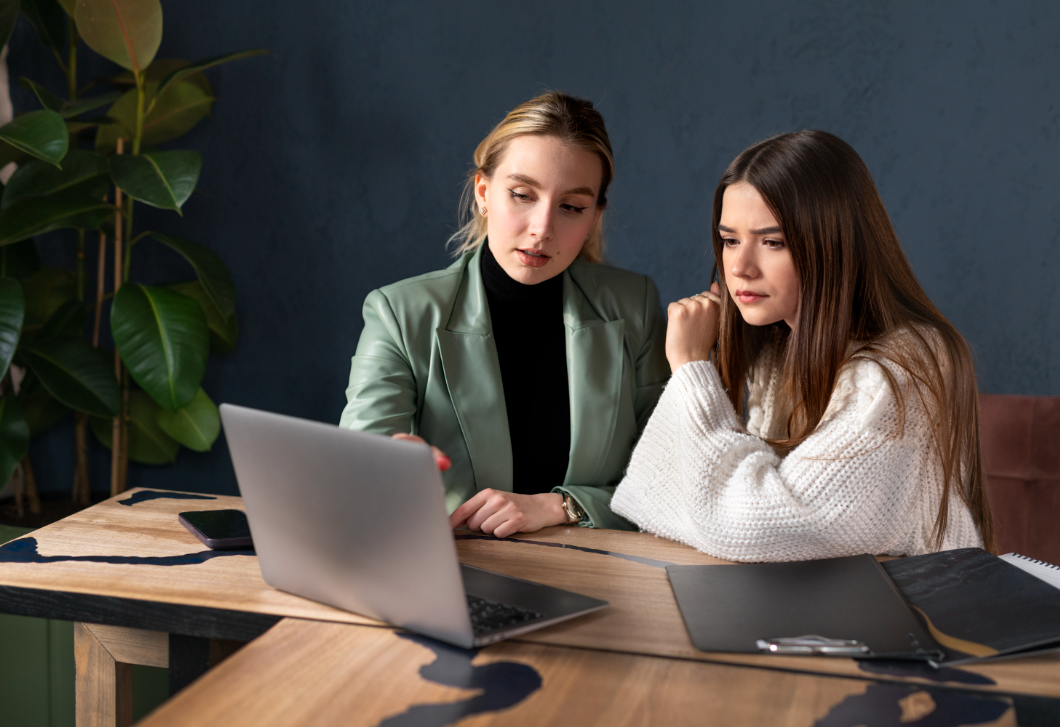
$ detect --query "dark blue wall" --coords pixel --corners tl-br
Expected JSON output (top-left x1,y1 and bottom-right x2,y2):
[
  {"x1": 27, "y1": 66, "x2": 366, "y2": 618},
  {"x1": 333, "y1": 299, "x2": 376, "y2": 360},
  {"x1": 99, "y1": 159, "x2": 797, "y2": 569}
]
[{"x1": 10, "y1": 1, "x2": 1060, "y2": 496}]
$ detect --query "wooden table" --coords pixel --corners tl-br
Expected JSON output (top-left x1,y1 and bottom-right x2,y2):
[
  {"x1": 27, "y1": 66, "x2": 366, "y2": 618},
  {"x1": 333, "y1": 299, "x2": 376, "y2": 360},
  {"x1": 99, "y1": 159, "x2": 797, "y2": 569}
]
[
  {"x1": 0, "y1": 488, "x2": 1057, "y2": 726},
  {"x1": 138, "y1": 618, "x2": 1020, "y2": 727}
]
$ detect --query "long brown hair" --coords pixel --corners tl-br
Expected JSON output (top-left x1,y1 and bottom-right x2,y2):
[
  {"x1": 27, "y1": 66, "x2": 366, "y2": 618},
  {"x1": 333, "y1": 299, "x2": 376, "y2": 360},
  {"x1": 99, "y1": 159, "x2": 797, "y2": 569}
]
[
  {"x1": 711, "y1": 130, "x2": 994, "y2": 552},
  {"x1": 448, "y1": 91, "x2": 615, "y2": 263}
]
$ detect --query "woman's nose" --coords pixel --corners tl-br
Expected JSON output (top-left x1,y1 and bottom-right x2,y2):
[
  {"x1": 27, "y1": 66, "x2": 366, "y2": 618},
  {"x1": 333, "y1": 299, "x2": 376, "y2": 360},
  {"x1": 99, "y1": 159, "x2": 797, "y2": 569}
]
[
  {"x1": 729, "y1": 245, "x2": 757, "y2": 278},
  {"x1": 527, "y1": 206, "x2": 554, "y2": 241}
]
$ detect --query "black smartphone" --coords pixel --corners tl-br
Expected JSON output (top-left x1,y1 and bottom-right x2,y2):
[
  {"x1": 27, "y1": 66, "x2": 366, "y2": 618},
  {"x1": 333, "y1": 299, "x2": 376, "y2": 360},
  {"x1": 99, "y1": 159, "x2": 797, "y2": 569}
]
[{"x1": 178, "y1": 509, "x2": 253, "y2": 549}]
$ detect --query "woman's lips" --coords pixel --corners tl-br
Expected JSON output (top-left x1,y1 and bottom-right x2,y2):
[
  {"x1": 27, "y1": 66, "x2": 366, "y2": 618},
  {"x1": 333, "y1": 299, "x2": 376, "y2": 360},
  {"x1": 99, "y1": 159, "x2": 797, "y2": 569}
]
[
  {"x1": 516, "y1": 249, "x2": 550, "y2": 268},
  {"x1": 735, "y1": 290, "x2": 767, "y2": 304}
]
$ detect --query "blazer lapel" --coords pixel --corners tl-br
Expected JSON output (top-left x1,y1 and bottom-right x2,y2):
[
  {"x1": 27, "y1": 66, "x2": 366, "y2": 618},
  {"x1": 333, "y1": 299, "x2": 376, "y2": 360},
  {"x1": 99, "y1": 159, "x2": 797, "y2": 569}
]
[
  {"x1": 437, "y1": 247, "x2": 513, "y2": 492},
  {"x1": 562, "y1": 271, "x2": 625, "y2": 486}
]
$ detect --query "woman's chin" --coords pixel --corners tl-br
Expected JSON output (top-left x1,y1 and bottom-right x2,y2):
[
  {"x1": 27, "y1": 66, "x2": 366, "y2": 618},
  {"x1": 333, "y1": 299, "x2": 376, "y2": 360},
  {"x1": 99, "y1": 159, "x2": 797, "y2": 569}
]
[{"x1": 737, "y1": 309, "x2": 783, "y2": 327}]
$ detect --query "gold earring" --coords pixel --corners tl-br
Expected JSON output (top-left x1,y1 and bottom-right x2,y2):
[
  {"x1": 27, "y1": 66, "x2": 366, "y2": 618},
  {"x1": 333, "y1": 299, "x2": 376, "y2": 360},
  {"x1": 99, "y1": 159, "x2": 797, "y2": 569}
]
[{"x1": 480, "y1": 206, "x2": 487, "y2": 216}]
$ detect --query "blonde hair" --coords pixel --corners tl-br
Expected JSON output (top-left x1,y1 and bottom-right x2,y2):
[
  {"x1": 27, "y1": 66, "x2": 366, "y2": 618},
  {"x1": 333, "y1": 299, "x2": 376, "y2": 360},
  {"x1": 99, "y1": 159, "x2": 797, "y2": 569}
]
[{"x1": 448, "y1": 91, "x2": 615, "y2": 264}]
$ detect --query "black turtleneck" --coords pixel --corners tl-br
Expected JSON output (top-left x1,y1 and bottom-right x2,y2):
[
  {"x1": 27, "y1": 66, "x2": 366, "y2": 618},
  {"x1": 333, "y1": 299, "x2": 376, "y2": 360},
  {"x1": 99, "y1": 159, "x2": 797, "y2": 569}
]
[{"x1": 481, "y1": 244, "x2": 570, "y2": 495}]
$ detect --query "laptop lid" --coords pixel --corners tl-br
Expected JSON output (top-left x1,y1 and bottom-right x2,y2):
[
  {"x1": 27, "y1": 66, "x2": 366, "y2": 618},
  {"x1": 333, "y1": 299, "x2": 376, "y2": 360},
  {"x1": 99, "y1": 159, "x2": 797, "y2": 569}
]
[{"x1": 219, "y1": 403, "x2": 475, "y2": 646}]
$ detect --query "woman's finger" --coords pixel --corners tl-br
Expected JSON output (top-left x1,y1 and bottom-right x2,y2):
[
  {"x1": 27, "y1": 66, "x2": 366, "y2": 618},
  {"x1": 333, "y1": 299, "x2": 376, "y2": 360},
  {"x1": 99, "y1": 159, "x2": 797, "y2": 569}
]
[
  {"x1": 391, "y1": 432, "x2": 425, "y2": 444},
  {"x1": 699, "y1": 290, "x2": 722, "y2": 305},
  {"x1": 465, "y1": 494, "x2": 505, "y2": 532},
  {"x1": 449, "y1": 490, "x2": 488, "y2": 529}
]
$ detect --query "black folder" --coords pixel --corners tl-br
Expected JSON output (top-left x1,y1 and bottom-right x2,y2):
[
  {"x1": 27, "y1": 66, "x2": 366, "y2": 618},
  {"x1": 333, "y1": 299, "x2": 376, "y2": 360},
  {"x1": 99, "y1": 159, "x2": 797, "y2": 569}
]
[
  {"x1": 882, "y1": 548, "x2": 1060, "y2": 665},
  {"x1": 666, "y1": 554, "x2": 943, "y2": 660}
]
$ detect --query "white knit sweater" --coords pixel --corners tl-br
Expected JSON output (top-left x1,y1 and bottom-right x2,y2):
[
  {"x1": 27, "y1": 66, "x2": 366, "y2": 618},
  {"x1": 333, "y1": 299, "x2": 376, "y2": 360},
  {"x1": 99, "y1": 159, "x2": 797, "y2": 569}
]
[{"x1": 611, "y1": 348, "x2": 982, "y2": 562}]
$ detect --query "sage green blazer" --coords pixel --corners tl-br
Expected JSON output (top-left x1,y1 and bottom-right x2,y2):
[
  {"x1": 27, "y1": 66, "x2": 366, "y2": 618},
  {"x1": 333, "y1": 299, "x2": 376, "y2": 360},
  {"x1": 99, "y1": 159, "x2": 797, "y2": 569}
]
[{"x1": 339, "y1": 245, "x2": 669, "y2": 530}]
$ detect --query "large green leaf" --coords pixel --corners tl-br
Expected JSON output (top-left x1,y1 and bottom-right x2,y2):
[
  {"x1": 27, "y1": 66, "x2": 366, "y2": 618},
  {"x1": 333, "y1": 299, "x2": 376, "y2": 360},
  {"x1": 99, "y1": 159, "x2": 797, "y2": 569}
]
[
  {"x1": 18, "y1": 77, "x2": 64, "y2": 112},
  {"x1": 21, "y1": 0, "x2": 67, "y2": 58},
  {"x1": 96, "y1": 81, "x2": 213, "y2": 152},
  {"x1": 0, "y1": 240, "x2": 41, "y2": 280},
  {"x1": 20, "y1": 267, "x2": 75, "y2": 333},
  {"x1": 0, "y1": 110, "x2": 69, "y2": 167},
  {"x1": 109, "y1": 151, "x2": 200, "y2": 212},
  {"x1": 0, "y1": 277, "x2": 24, "y2": 379},
  {"x1": 150, "y1": 233, "x2": 234, "y2": 317},
  {"x1": 0, "y1": 188, "x2": 113, "y2": 246},
  {"x1": 0, "y1": 392, "x2": 29, "y2": 488},
  {"x1": 154, "y1": 49, "x2": 267, "y2": 99},
  {"x1": 90, "y1": 390, "x2": 179, "y2": 464},
  {"x1": 110, "y1": 58, "x2": 212, "y2": 96},
  {"x1": 20, "y1": 335, "x2": 120, "y2": 417},
  {"x1": 60, "y1": 91, "x2": 123, "y2": 119},
  {"x1": 0, "y1": 0, "x2": 19, "y2": 50},
  {"x1": 111, "y1": 283, "x2": 208, "y2": 411},
  {"x1": 169, "y1": 280, "x2": 237, "y2": 353},
  {"x1": 3, "y1": 150, "x2": 110, "y2": 210},
  {"x1": 155, "y1": 387, "x2": 218, "y2": 452},
  {"x1": 74, "y1": 0, "x2": 162, "y2": 75}
]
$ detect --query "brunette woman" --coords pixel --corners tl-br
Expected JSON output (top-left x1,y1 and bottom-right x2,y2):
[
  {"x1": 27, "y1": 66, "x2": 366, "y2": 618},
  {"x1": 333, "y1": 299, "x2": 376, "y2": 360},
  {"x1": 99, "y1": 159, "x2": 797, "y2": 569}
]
[
  {"x1": 612, "y1": 130, "x2": 994, "y2": 561},
  {"x1": 341, "y1": 92, "x2": 669, "y2": 537}
]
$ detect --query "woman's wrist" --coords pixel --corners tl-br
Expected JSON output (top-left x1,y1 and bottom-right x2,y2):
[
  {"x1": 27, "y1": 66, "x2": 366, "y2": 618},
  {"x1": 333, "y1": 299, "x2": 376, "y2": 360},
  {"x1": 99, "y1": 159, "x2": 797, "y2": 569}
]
[{"x1": 543, "y1": 492, "x2": 568, "y2": 526}]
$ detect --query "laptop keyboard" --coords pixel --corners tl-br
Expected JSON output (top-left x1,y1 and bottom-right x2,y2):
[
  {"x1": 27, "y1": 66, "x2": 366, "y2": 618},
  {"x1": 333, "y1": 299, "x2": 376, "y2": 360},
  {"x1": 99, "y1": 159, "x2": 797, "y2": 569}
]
[{"x1": 467, "y1": 594, "x2": 543, "y2": 636}]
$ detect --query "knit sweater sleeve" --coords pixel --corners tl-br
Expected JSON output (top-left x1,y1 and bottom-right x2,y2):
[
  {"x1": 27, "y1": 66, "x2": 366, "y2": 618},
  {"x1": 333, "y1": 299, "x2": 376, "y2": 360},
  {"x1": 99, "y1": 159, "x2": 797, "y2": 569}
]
[{"x1": 610, "y1": 358, "x2": 981, "y2": 562}]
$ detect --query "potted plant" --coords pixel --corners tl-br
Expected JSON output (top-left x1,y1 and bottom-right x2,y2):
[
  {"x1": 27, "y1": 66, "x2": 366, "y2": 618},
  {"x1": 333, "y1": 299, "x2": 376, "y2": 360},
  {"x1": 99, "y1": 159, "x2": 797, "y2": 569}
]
[{"x1": 0, "y1": 0, "x2": 263, "y2": 519}]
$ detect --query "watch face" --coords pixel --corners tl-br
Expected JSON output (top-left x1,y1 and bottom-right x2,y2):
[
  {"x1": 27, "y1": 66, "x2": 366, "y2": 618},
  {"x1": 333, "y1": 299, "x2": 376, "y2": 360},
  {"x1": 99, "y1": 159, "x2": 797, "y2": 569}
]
[{"x1": 564, "y1": 495, "x2": 584, "y2": 522}]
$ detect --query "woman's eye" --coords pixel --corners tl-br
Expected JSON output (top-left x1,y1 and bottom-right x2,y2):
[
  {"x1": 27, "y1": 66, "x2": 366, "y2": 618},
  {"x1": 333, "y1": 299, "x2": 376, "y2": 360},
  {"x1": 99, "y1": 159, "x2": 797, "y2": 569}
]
[
  {"x1": 765, "y1": 239, "x2": 785, "y2": 249},
  {"x1": 561, "y1": 204, "x2": 587, "y2": 215},
  {"x1": 722, "y1": 237, "x2": 738, "y2": 247},
  {"x1": 508, "y1": 189, "x2": 531, "y2": 201}
]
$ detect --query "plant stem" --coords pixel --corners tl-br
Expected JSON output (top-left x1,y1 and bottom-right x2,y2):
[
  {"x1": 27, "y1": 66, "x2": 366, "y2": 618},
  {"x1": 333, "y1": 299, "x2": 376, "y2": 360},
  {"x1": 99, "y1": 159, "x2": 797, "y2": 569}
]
[
  {"x1": 66, "y1": 17, "x2": 78, "y2": 101},
  {"x1": 93, "y1": 230, "x2": 106, "y2": 346},
  {"x1": 73, "y1": 414, "x2": 89, "y2": 505},
  {"x1": 123, "y1": 196, "x2": 135, "y2": 282},
  {"x1": 133, "y1": 74, "x2": 145, "y2": 156},
  {"x1": 67, "y1": 14, "x2": 91, "y2": 506},
  {"x1": 119, "y1": 369, "x2": 129, "y2": 491},
  {"x1": 111, "y1": 140, "x2": 126, "y2": 497}
]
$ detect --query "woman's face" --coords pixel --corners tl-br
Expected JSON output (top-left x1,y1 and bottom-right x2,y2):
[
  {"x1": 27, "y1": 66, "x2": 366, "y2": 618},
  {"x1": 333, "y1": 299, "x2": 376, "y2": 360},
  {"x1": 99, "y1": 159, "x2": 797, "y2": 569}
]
[
  {"x1": 476, "y1": 135, "x2": 603, "y2": 285},
  {"x1": 719, "y1": 182, "x2": 800, "y2": 328}
]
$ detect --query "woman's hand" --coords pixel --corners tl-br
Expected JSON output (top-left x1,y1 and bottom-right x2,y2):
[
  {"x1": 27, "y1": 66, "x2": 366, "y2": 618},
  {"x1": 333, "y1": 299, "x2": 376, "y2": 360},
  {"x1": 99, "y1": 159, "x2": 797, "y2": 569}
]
[
  {"x1": 391, "y1": 433, "x2": 451, "y2": 471},
  {"x1": 665, "y1": 282, "x2": 722, "y2": 373},
  {"x1": 449, "y1": 490, "x2": 568, "y2": 539}
]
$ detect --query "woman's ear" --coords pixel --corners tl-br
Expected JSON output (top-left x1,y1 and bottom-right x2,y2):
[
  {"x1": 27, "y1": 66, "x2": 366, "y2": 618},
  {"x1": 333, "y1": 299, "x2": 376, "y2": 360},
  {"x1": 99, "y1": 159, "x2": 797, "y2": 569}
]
[{"x1": 474, "y1": 172, "x2": 489, "y2": 212}]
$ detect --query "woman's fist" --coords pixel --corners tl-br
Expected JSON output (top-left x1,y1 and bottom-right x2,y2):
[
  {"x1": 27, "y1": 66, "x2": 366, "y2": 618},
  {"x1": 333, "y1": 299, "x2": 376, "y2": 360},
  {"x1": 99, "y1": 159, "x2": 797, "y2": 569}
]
[{"x1": 665, "y1": 282, "x2": 722, "y2": 373}]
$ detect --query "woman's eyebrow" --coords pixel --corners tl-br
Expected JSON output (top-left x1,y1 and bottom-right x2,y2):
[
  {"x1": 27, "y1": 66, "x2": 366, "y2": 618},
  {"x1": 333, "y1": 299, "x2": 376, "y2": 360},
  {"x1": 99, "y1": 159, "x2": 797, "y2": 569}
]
[
  {"x1": 717, "y1": 224, "x2": 783, "y2": 235},
  {"x1": 564, "y1": 186, "x2": 595, "y2": 197},
  {"x1": 507, "y1": 173, "x2": 541, "y2": 188},
  {"x1": 507, "y1": 173, "x2": 595, "y2": 197}
]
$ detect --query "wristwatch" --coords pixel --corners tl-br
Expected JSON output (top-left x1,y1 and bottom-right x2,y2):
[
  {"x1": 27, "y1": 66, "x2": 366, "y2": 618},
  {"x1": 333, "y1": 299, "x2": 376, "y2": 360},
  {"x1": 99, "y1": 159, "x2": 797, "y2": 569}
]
[{"x1": 562, "y1": 494, "x2": 585, "y2": 524}]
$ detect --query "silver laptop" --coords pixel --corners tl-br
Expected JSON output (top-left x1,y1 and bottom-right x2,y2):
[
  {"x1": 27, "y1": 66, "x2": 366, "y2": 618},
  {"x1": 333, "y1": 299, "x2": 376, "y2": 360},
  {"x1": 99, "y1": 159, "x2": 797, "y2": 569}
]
[{"x1": 219, "y1": 403, "x2": 608, "y2": 648}]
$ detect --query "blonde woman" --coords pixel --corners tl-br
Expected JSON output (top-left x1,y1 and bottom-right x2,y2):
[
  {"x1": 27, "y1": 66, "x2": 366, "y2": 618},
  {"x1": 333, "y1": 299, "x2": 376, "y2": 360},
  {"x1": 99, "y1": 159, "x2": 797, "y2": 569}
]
[{"x1": 341, "y1": 92, "x2": 669, "y2": 536}]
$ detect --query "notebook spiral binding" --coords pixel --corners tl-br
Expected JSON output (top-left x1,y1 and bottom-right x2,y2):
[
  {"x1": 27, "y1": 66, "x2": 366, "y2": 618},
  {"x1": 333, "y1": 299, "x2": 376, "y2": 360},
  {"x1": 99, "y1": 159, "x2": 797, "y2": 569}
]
[{"x1": 1007, "y1": 553, "x2": 1060, "y2": 571}]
